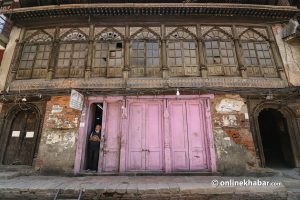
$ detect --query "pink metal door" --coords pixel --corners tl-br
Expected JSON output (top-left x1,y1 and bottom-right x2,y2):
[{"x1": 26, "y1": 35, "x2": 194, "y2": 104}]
[
  {"x1": 186, "y1": 100, "x2": 208, "y2": 170},
  {"x1": 145, "y1": 102, "x2": 163, "y2": 171},
  {"x1": 127, "y1": 100, "x2": 163, "y2": 171},
  {"x1": 169, "y1": 100, "x2": 190, "y2": 171},
  {"x1": 169, "y1": 99, "x2": 208, "y2": 171},
  {"x1": 102, "y1": 101, "x2": 122, "y2": 172},
  {"x1": 127, "y1": 102, "x2": 145, "y2": 170}
]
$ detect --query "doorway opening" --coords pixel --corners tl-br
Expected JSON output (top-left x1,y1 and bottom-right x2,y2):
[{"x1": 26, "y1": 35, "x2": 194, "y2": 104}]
[
  {"x1": 258, "y1": 108, "x2": 295, "y2": 168},
  {"x1": 85, "y1": 103, "x2": 103, "y2": 171}
]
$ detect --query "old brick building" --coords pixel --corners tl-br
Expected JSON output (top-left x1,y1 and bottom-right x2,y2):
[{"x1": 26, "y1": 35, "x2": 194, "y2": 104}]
[{"x1": 0, "y1": 0, "x2": 299, "y2": 175}]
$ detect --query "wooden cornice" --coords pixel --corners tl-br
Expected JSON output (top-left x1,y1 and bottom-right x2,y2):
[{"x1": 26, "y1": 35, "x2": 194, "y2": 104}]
[{"x1": 3, "y1": 3, "x2": 300, "y2": 21}]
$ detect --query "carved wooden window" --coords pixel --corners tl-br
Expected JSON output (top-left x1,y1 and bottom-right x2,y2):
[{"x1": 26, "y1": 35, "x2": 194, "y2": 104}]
[
  {"x1": 130, "y1": 30, "x2": 160, "y2": 77},
  {"x1": 16, "y1": 32, "x2": 52, "y2": 79},
  {"x1": 240, "y1": 29, "x2": 277, "y2": 77},
  {"x1": 204, "y1": 29, "x2": 238, "y2": 76},
  {"x1": 93, "y1": 30, "x2": 123, "y2": 77},
  {"x1": 167, "y1": 29, "x2": 198, "y2": 77},
  {"x1": 56, "y1": 30, "x2": 88, "y2": 78}
]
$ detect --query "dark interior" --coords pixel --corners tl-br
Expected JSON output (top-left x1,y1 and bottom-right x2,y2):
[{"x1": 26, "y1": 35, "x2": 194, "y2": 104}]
[{"x1": 258, "y1": 108, "x2": 294, "y2": 168}]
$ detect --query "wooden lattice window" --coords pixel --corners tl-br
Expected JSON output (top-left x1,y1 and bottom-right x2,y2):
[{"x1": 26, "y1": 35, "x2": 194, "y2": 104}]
[
  {"x1": 16, "y1": 32, "x2": 52, "y2": 79},
  {"x1": 204, "y1": 30, "x2": 235, "y2": 65},
  {"x1": 203, "y1": 28, "x2": 238, "y2": 76},
  {"x1": 240, "y1": 29, "x2": 277, "y2": 77},
  {"x1": 93, "y1": 29, "x2": 123, "y2": 77},
  {"x1": 56, "y1": 29, "x2": 88, "y2": 78},
  {"x1": 130, "y1": 30, "x2": 160, "y2": 77},
  {"x1": 167, "y1": 29, "x2": 198, "y2": 77}
]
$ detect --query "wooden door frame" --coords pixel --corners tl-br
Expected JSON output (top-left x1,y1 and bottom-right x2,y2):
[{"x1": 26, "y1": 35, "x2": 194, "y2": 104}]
[
  {"x1": 250, "y1": 102, "x2": 300, "y2": 168},
  {"x1": 0, "y1": 103, "x2": 44, "y2": 166}
]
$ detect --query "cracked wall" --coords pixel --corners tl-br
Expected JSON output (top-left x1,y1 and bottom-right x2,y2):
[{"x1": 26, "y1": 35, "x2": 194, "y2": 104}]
[
  {"x1": 211, "y1": 94, "x2": 258, "y2": 175},
  {"x1": 273, "y1": 24, "x2": 300, "y2": 86},
  {"x1": 36, "y1": 96, "x2": 82, "y2": 174}
]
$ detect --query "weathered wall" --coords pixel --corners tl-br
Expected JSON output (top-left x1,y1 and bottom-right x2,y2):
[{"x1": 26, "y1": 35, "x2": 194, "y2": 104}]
[
  {"x1": 273, "y1": 24, "x2": 300, "y2": 86},
  {"x1": 211, "y1": 94, "x2": 258, "y2": 175},
  {"x1": 36, "y1": 96, "x2": 82, "y2": 174},
  {"x1": 0, "y1": 27, "x2": 22, "y2": 92}
]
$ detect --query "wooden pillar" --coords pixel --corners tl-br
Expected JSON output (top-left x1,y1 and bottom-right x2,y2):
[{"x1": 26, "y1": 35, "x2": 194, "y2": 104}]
[
  {"x1": 161, "y1": 24, "x2": 169, "y2": 79},
  {"x1": 232, "y1": 25, "x2": 247, "y2": 78},
  {"x1": 85, "y1": 24, "x2": 94, "y2": 79},
  {"x1": 123, "y1": 25, "x2": 130, "y2": 80},
  {"x1": 196, "y1": 25, "x2": 208, "y2": 78},
  {"x1": 266, "y1": 26, "x2": 287, "y2": 81},
  {"x1": 47, "y1": 27, "x2": 59, "y2": 80}
]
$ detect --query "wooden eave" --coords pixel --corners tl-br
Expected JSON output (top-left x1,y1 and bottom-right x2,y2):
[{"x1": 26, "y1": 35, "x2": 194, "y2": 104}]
[{"x1": 3, "y1": 3, "x2": 300, "y2": 21}]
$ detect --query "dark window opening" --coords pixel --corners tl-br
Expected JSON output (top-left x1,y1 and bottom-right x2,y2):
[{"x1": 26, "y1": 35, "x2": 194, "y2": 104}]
[
  {"x1": 258, "y1": 108, "x2": 294, "y2": 168},
  {"x1": 116, "y1": 42, "x2": 122, "y2": 49}
]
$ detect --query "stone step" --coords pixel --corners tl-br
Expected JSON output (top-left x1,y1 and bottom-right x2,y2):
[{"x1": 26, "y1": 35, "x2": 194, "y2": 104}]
[{"x1": 0, "y1": 171, "x2": 20, "y2": 179}]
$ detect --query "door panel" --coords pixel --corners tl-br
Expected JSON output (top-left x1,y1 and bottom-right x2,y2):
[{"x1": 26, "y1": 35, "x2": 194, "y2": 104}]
[
  {"x1": 169, "y1": 99, "x2": 208, "y2": 171},
  {"x1": 4, "y1": 110, "x2": 39, "y2": 165},
  {"x1": 102, "y1": 102, "x2": 121, "y2": 172},
  {"x1": 19, "y1": 111, "x2": 38, "y2": 165},
  {"x1": 127, "y1": 100, "x2": 163, "y2": 171},
  {"x1": 145, "y1": 102, "x2": 163, "y2": 170},
  {"x1": 127, "y1": 103, "x2": 145, "y2": 170},
  {"x1": 169, "y1": 101, "x2": 190, "y2": 171},
  {"x1": 186, "y1": 101, "x2": 208, "y2": 170}
]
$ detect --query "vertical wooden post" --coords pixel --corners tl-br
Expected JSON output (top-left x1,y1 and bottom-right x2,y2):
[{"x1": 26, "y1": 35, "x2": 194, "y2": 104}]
[
  {"x1": 47, "y1": 26, "x2": 59, "y2": 80},
  {"x1": 85, "y1": 24, "x2": 94, "y2": 79},
  {"x1": 266, "y1": 25, "x2": 287, "y2": 81},
  {"x1": 123, "y1": 25, "x2": 130, "y2": 80},
  {"x1": 161, "y1": 24, "x2": 169, "y2": 79},
  {"x1": 196, "y1": 24, "x2": 208, "y2": 78},
  {"x1": 232, "y1": 25, "x2": 247, "y2": 78}
]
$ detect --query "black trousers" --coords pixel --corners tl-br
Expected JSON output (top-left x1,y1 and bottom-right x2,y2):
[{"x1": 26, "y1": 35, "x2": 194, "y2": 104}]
[{"x1": 87, "y1": 146, "x2": 100, "y2": 171}]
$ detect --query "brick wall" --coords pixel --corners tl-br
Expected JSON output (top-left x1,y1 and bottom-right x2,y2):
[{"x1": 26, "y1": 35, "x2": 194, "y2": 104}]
[
  {"x1": 35, "y1": 96, "x2": 82, "y2": 174},
  {"x1": 211, "y1": 94, "x2": 258, "y2": 175}
]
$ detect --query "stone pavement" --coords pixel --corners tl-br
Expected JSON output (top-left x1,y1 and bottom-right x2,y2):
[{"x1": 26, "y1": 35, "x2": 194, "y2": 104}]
[{"x1": 0, "y1": 174, "x2": 300, "y2": 200}]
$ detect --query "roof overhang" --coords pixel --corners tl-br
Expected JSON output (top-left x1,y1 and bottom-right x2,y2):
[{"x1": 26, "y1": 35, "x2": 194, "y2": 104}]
[{"x1": 3, "y1": 3, "x2": 300, "y2": 21}]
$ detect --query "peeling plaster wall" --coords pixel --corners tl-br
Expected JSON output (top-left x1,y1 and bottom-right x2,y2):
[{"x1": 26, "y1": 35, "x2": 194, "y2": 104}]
[
  {"x1": 36, "y1": 96, "x2": 82, "y2": 174},
  {"x1": 0, "y1": 27, "x2": 22, "y2": 92},
  {"x1": 211, "y1": 94, "x2": 258, "y2": 175},
  {"x1": 273, "y1": 24, "x2": 300, "y2": 86}
]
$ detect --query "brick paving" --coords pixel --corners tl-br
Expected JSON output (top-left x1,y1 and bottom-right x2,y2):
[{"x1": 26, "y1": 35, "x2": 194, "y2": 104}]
[{"x1": 0, "y1": 175, "x2": 299, "y2": 200}]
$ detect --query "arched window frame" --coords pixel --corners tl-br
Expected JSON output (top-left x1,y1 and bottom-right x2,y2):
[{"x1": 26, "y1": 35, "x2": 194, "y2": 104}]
[
  {"x1": 92, "y1": 28, "x2": 124, "y2": 77},
  {"x1": 240, "y1": 29, "x2": 275, "y2": 77},
  {"x1": 56, "y1": 29, "x2": 88, "y2": 78},
  {"x1": 166, "y1": 28, "x2": 198, "y2": 71},
  {"x1": 16, "y1": 31, "x2": 53, "y2": 79},
  {"x1": 130, "y1": 28, "x2": 160, "y2": 77},
  {"x1": 203, "y1": 28, "x2": 236, "y2": 67}
]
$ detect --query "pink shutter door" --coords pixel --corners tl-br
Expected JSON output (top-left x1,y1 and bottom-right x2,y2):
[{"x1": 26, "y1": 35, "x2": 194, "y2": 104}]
[
  {"x1": 186, "y1": 100, "x2": 208, "y2": 170},
  {"x1": 169, "y1": 100, "x2": 190, "y2": 171},
  {"x1": 127, "y1": 102, "x2": 145, "y2": 171},
  {"x1": 102, "y1": 101, "x2": 121, "y2": 172},
  {"x1": 145, "y1": 101, "x2": 163, "y2": 171}
]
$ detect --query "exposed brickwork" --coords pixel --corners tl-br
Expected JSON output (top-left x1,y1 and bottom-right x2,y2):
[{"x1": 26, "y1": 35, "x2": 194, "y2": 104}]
[
  {"x1": 45, "y1": 96, "x2": 81, "y2": 129},
  {"x1": 211, "y1": 94, "x2": 258, "y2": 175},
  {"x1": 35, "y1": 96, "x2": 82, "y2": 174}
]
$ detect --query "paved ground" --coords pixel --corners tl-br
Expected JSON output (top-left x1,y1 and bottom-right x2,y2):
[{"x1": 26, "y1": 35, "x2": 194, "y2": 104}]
[
  {"x1": 0, "y1": 175, "x2": 299, "y2": 200},
  {"x1": 0, "y1": 167, "x2": 299, "y2": 200}
]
